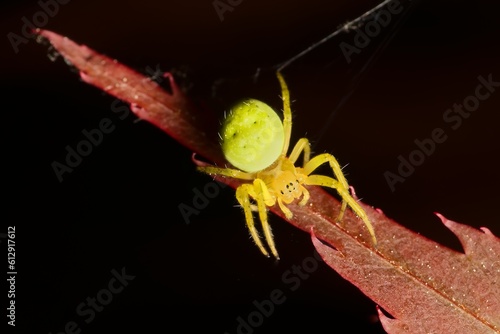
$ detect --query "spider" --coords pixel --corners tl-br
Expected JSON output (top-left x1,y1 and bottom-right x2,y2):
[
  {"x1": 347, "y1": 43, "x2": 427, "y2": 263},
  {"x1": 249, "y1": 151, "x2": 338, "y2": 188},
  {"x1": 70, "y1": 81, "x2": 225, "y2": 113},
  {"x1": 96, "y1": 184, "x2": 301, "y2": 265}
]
[{"x1": 197, "y1": 71, "x2": 376, "y2": 259}]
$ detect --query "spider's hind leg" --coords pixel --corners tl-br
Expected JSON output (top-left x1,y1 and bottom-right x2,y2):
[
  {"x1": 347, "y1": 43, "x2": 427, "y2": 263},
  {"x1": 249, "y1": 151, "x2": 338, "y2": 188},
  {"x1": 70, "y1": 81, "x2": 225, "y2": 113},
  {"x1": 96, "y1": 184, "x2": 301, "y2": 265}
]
[{"x1": 302, "y1": 153, "x2": 350, "y2": 223}]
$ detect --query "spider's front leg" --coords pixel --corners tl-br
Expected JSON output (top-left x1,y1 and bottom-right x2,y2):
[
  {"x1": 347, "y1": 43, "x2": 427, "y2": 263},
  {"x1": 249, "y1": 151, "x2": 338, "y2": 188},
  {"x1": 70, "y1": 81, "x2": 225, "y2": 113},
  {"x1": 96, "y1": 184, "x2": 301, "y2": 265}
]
[
  {"x1": 302, "y1": 154, "x2": 377, "y2": 245},
  {"x1": 305, "y1": 174, "x2": 376, "y2": 245},
  {"x1": 236, "y1": 180, "x2": 279, "y2": 259},
  {"x1": 289, "y1": 138, "x2": 348, "y2": 217},
  {"x1": 302, "y1": 153, "x2": 350, "y2": 221}
]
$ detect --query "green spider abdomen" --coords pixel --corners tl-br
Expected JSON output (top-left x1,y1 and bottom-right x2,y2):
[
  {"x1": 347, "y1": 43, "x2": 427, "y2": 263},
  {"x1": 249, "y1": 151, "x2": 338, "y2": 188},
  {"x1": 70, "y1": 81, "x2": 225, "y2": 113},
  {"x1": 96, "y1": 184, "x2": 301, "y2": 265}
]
[{"x1": 221, "y1": 98, "x2": 284, "y2": 173}]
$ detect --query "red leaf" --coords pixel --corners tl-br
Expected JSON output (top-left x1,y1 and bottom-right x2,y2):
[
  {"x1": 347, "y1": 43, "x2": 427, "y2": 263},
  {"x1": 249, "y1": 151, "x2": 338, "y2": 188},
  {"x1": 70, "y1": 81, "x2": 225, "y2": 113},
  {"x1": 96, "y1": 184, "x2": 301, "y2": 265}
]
[
  {"x1": 36, "y1": 30, "x2": 500, "y2": 333},
  {"x1": 35, "y1": 29, "x2": 224, "y2": 166},
  {"x1": 313, "y1": 213, "x2": 500, "y2": 334}
]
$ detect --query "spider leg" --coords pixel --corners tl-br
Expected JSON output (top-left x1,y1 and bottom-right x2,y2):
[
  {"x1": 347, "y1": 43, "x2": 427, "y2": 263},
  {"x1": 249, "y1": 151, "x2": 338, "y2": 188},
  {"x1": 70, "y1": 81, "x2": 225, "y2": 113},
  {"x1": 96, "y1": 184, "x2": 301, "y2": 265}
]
[
  {"x1": 253, "y1": 179, "x2": 280, "y2": 260},
  {"x1": 236, "y1": 184, "x2": 270, "y2": 258},
  {"x1": 197, "y1": 166, "x2": 255, "y2": 180},
  {"x1": 303, "y1": 153, "x2": 350, "y2": 221},
  {"x1": 277, "y1": 197, "x2": 293, "y2": 219},
  {"x1": 298, "y1": 185, "x2": 310, "y2": 206},
  {"x1": 304, "y1": 174, "x2": 376, "y2": 245},
  {"x1": 288, "y1": 138, "x2": 311, "y2": 166},
  {"x1": 276, "y1": 71, "x2": 292, "y2": 156}
]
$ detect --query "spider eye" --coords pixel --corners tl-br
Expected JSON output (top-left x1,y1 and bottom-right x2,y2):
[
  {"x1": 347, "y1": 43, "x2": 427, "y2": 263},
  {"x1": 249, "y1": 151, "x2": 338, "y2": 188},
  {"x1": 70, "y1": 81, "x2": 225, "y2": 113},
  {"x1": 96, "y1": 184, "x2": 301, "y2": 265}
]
[{"x1": 221, "y1": 98, "x2": 284, "y2": 173}]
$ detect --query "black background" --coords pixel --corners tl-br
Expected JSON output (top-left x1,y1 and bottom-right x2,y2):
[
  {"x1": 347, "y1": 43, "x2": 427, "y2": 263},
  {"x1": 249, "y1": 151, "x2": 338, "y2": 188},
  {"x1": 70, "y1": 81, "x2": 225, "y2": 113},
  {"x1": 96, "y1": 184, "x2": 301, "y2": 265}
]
[{"x1": 2, "y1": 0, "x2": 500, "y2": 333}]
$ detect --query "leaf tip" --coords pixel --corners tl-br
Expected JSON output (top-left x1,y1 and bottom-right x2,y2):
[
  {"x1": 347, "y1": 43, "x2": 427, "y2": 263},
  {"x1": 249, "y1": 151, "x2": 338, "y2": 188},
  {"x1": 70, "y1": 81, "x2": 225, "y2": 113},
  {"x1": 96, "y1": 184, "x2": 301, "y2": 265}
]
[
  {"x1": 376, "y1": 305, "x2": 390, "y2": 323},
  {"x1": 479, "y1": 227, "x2": 495, "y2": 236},
  {"x1": 34, "y1": 29, "x2": 64, "y2": 46},
  {"x1": 433, "y1": 211, "x2": 447, "y2": 223},
  {"x1": 377, "y1": 306, "x2": 403, "y2": 333},
  {"x1": 310, "y1": 227, "x2": 343, "y2": 262},
  {"x1": 434, "y1": 212, "x2": 458, "y2": 231}
]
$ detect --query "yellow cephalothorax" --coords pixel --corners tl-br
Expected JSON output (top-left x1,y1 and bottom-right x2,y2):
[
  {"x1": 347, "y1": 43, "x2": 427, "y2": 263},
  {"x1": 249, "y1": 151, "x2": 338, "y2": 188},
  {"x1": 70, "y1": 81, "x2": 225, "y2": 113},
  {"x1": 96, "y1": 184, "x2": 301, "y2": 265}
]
[{"x1": 198, "y1": 71, "x2": 376, "y2": 259}]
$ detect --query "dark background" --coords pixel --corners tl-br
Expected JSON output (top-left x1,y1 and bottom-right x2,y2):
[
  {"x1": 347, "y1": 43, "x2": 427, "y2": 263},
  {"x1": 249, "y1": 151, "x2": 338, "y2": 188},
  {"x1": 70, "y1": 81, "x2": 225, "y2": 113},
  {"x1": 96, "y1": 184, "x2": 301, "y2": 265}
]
[{"x1": 2, "y1": 0, "x2": 500, "y2": 333}]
